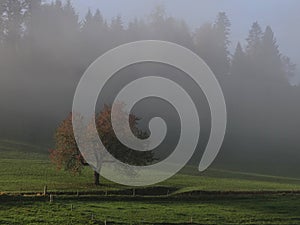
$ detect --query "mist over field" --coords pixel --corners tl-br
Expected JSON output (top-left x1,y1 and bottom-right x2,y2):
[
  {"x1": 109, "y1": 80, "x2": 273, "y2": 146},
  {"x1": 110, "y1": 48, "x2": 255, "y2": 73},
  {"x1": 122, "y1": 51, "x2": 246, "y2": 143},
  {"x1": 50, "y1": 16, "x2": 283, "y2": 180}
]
[{"x1": 0, "y1": 0, "x2": 299, "y2": 178}]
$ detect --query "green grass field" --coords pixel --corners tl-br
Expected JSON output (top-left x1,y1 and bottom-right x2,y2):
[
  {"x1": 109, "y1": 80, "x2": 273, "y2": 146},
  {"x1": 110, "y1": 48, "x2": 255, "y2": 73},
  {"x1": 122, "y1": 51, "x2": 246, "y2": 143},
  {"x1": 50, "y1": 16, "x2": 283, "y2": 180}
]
[
  {"x1": 1, "y1": 139, "x2": 300, "y2": 224},
  {"x1": 1, "y1": 195, "x2": 300, "y2": 225}
]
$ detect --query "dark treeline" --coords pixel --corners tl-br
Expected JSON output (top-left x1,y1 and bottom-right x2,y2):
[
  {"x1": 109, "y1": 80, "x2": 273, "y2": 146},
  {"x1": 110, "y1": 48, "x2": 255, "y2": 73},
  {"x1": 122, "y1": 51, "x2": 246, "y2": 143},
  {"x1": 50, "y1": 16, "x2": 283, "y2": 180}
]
[{"x1": 0, "y1": 0, "x2": 299, "y2": 176}]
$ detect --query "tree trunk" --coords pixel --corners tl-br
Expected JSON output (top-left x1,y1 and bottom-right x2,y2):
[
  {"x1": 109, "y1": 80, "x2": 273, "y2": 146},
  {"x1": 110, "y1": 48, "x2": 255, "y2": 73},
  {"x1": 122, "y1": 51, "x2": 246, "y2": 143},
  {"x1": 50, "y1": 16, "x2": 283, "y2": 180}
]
[{"x1": 94, "y1": 171, "x2": 100, "y2": 185}]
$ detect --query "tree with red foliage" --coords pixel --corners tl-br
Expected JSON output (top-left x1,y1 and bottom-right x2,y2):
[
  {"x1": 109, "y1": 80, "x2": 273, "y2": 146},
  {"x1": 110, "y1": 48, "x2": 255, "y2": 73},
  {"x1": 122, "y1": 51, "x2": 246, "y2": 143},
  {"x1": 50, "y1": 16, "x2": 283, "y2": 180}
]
[{"x1": 50, "y1": 103, "x2": 154, "y2": 185}]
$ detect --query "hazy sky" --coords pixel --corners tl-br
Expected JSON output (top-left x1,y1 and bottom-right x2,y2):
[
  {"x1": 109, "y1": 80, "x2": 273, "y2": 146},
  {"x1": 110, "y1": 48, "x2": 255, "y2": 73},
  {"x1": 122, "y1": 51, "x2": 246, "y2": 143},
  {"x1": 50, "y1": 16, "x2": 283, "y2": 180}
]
[{"x1": 61, "y1": 0, "x2": 300, "y2": 81}]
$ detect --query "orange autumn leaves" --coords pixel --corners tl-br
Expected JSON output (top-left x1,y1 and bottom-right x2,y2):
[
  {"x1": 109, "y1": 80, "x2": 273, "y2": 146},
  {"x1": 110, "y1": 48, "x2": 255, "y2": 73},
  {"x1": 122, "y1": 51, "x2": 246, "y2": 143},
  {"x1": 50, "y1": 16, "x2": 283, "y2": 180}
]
[{"x1": 50, "y1": 103, "x2": 154, "y2": 175}]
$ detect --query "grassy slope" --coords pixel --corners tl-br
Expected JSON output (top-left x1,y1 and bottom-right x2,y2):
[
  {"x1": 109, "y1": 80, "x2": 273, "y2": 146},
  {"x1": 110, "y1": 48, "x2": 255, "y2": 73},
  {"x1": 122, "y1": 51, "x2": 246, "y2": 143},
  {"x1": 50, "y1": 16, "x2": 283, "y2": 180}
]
[
  {"x1": 1, "y1": 139, "x2": 300, "y2": 193},
  {"x1": 1, "y1": 139, "x2": 300, "y2": 225}
]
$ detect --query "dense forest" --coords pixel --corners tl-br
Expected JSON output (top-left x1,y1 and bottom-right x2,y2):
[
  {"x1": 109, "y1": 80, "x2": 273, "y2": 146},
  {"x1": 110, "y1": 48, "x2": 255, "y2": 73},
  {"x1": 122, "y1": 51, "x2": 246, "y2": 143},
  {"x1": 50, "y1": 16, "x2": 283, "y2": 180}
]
[{"x1": 0, "y1": 0, "x2": 299, "y2": 176}]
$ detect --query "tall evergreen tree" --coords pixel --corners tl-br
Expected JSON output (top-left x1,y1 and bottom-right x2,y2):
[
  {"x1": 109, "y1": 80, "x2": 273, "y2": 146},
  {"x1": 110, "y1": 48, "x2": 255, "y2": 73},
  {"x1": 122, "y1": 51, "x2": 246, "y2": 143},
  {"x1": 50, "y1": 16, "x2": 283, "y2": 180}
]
[
  {"x1": 260, "y1": 26, "x2": 285, "y2": 82},
  {"x1": 110, "y1": 15, "x2": 124, "y2": 47},
  {"x1": 246, "y1": 22, "x2": 263, "y2": 58},
  {"x1": 83, "y1": 8, "x2": 93, "y2": 25},
  {"x1": 94, "y1": 9, "x2": 104, "y2": 25},
  {"x1": 244, "y1": 22, "x2": 264, "y2": 82},
  {"x1": 261, "y1": 26, "x2": 280, "y2": 58},
  {"x1": 24, "y1": 0, "x2": 42, "y2": 31},
  {"x1": 194, "y1": 22, "x2": 215, "y2": 68},
  {"x1": 194, "y1": 12, "x2": 231, "y2": 78},
  {"x1": 231, "y1": 42, "x2": 246, "y2": 78},
  {"x1": 282, "y1": 56, "x2": 296, "y2": 80},
  {"x1": 81, "y1": 9, "x2": 108, "y2": 65},
  {"x1": 28, "y1": 0, "x2": 80, "y2": 67},
  {"x1": 2, "y1": 0, "x2": 25, "y2": 51},
  {"x1": 149, "y1": 5, "x2": 166, "y2": 27},
  {"x1": 111, "y1": 15, "x2": 124, "y2": 33},
  {"x1": 148, "y1": 5, "x2": 168, "y2": 40},
  {"x1": 23, "y1": 0, "x2": 42, "y2": 57},
  {"x1": 0, "y1": 1, "x2": 5, "y2": 43},
  {"x1": 127, "y1": 18, "x2": 146, "y2": 41},
  {"x1": 213, "y1": 12, "x2": 231, "y2": 76},
  {"x1": 82, "y1": 8, "x2": 107, "y2": 35}
]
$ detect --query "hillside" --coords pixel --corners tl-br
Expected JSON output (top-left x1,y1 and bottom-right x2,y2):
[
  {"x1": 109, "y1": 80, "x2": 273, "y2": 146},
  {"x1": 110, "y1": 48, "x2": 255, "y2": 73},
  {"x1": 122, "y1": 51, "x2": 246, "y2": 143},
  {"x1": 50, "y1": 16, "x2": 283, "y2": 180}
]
[{"x1": 1, "y1": 139, "x2": 300, "y2": 194}]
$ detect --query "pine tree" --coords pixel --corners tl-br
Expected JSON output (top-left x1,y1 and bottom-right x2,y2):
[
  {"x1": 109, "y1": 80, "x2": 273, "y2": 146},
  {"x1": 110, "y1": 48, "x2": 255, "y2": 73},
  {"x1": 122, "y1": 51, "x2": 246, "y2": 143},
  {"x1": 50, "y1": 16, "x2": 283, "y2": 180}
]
[
  {"x1": 213, "y1": 12, "x2": 231, "y2": 76},
  {"x1": 246, "y1": 22, "x2": 263, "y2": 58},
  {"x1": 84, "y1": 8, "x2": 93, "y2": 25},
  {"x1": 127, "y1": 18, "x2": 144, "y2": 41},
  {"x1": 0, "y1": 1, "x2": 5, "y2": 43},
  {"x1": 2, "y1": 0, "x2": 25, "y2": 51},
  {"x1": 149, "y1": 5, "x2": 166, "y2": 26},
  {"x1": 260, "y1": 26, "x2": 284, "y2": 82},
  {"x1": 110, "y1": 15, "x2": 124, "y2": 47},
  {"x1": 24, "y1": 0, "x2": 42, "y2": 30},
  {"x1": 261, "y1": 26, "x2": 279, "y2": 57},
  {"x1": 63, "y1": 0, "x2": 79, "y2": 32},
  {"x1": 194, "y1": 23, "x2": 216, "y2": 70},
  {"x1": 244, "y1": 22, "x2": 264, "y2": 82},
  {"x1": 194, "y1": 12, "x2": 231, "y2": 78},
  {"x1": 282, "y1": 56, "x2": 296, "y2": 79},
  {"x1": 81, "y1": 8, "x2": 108, "y2": 65},
  {"x1": 111, "y1": 15, "x2": 123, "y2": 33},
  {"x1": 23, "y1": 0, "x2": 42, "y2": 54},
  {"x1": 231, "y1": 42, "x2": 246, "y2": 78},
  {"x1": 94, "y1": 9, "x2": 104, "y2": 25},
  {"x1": 82, "y1": 8, "x2": 106, "y2": 33}
]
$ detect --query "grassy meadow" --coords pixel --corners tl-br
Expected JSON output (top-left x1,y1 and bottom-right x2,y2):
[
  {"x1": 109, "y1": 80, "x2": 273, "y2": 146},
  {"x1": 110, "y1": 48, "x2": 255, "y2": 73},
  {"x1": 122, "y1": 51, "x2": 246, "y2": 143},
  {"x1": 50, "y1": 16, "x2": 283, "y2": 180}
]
[{"x1": 0, "y1": 139, "x2": 300, "y2": 224}]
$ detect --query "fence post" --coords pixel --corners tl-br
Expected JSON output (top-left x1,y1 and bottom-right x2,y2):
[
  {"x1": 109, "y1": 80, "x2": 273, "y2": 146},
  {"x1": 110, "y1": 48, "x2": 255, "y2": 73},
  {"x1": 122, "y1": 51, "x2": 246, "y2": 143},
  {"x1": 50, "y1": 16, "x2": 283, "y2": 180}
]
[
  {"x1": 49, "y1": 194, "x2": 53, "y2": 203},
  {"x1": 43, "y1": 185, "x2": 47, "y2": 196}
]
